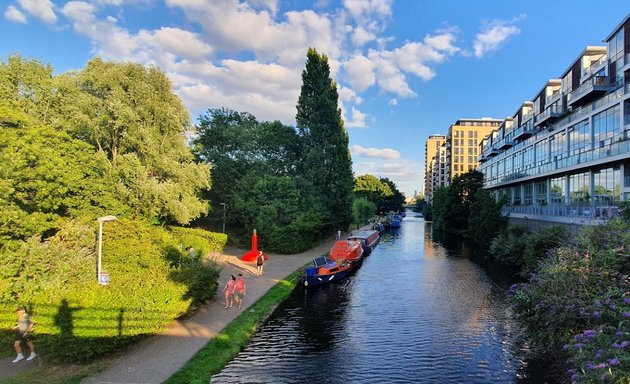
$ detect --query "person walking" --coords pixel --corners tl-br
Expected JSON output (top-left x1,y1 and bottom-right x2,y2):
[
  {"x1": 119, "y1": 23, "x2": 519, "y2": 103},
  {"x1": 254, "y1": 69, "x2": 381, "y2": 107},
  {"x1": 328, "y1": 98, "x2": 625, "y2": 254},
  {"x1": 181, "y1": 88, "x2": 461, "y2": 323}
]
[
  {"x1": 256, "y1": 250, "x2": 266, "y2": 276},
  {"x1": 12, "y1": 306, "x2": 36, "y2": 363},
  {"x1": 234, "y1": 273, "x2": 246, "y2": 310},
  {"x1": 223, "y1": 275, "x2": 236, "y2": 309}
]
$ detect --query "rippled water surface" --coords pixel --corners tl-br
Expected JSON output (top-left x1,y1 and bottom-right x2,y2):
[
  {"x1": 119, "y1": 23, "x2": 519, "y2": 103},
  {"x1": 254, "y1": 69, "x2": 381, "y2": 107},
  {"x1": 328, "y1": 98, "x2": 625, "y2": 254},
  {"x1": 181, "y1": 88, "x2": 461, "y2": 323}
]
[{"x1": 212, "y1": 215, "x2": 541, "y2": 383}]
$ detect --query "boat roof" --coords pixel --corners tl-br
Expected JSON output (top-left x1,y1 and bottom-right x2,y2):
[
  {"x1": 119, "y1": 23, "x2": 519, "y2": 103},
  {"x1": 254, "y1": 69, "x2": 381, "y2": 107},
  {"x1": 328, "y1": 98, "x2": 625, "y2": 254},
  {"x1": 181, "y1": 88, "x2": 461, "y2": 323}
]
[{"x1": 347, "y1": 229, "x2": 378, "y2": 239}]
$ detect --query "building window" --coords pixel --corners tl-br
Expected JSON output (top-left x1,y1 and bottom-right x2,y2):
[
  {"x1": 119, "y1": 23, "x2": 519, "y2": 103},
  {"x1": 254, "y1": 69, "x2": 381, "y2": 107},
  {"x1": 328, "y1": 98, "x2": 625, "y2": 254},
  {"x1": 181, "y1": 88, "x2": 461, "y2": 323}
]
[
  {"x1": 535, "y1": 181, "x2": 547, "y2": 205},
  {"x1": 513, "y1": 186, "x2": 521, "y2": 205},
  {"x1": 569, "y1": 120, "x2": 590, "y2": 157},
  {"x1": 468, "y1": 131, "x2": 473, "y2": 138},
  {"x1": 550, "y1": 132, "x2": 566, "y2": 161},
  {"x1": 468, "y1": 156, "x2": 473, "y2": 163},
  {"x1": 535, "y1": 138, "x2": 549, "y2": 165},
  {"x1": 593, "y1": 167, "x2": 621, "y2": 207},
  {"x1": 550, "y1": 176, "x2": 565, "y2": 204},
  {"x1": 468, "y1": 139, "x2": 474, "y2": 146},
  {"x1": 523, "y1": 184, "x2": 533, "y2": 205},
  {"x1": 569, "y1": 172, "x2": 590, "y2": 205},
  {"x1": 593, "y1": 105, "x2": 620, "y2": 148}
]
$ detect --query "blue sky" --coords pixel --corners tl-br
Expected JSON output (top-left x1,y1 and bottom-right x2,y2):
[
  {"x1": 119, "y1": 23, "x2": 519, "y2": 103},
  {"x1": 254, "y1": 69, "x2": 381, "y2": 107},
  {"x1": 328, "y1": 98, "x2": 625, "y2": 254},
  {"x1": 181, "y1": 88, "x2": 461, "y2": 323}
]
[{"x1": 2, "y1": 0, "x2": 630, "y2": 198}]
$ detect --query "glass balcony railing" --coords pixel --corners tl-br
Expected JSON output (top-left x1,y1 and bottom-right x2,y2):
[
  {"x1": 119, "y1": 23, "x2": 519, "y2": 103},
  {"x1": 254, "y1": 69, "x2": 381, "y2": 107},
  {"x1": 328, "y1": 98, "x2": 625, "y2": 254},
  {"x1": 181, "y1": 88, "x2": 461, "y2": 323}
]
[
  {"x1": 567, "y1": 76, "x2": 610, "y2": 104},
  {"x1": 483, "y1": 137, "x2": 630, "y2": 188},
  {"x1": 581, "y1": 56, "x2": 607, "y2": 79},
  {"x1": 545, "y1": 91, "x2": 562, "y2": 106}
]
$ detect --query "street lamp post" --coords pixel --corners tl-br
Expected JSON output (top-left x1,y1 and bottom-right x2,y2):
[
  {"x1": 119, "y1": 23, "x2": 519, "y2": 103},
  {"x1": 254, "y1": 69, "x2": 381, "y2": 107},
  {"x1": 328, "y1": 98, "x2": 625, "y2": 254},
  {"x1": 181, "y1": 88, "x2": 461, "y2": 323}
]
[
  {"x1": 97, "y1": 215, "x2": 116, "y2": 285},
  {"x1": 220, "y1": 203, "x2": 226, "y2": 233}
]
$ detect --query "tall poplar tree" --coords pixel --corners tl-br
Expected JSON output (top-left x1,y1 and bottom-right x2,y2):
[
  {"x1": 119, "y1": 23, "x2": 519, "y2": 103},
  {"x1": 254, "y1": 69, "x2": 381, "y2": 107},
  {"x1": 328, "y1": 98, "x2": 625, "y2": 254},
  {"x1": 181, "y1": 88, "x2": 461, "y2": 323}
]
[{"x1": 295, "y1": 48, "x2": 354, "y2": 231}]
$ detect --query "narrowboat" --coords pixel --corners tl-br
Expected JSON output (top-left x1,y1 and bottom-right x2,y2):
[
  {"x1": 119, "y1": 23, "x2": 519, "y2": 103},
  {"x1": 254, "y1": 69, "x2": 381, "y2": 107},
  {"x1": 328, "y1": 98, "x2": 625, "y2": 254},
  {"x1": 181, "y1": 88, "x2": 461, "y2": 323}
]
[
  {"x1": 328, "y1": 239, "x2": 364, "y2": 268},
  {"x1": 390, "y1": 214, "x2": 402, "y2": 229},
  {"x1": 347, "y1": 229, "x2": 380, "y2": 255},
  {"x1": 301, "y1": 256, "x2": 353, "y2": 287}
]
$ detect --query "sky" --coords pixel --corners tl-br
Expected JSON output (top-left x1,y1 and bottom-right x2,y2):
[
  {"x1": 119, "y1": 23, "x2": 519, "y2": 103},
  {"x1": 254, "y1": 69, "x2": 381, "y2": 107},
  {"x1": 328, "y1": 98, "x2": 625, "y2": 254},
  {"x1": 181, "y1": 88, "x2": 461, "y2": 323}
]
[{"x1": 2, "y1": 0, "x2": 630, "y2": 198}]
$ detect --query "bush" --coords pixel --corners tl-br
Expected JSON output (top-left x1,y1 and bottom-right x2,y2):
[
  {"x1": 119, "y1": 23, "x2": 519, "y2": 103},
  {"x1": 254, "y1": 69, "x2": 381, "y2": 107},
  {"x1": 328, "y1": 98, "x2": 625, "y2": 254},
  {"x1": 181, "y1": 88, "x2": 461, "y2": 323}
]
[
  {"x1": 509, "y1": 220, "x2": 630, "y2": 383},
  {"x1": 169, "y1": 226, "x2": 227, "y2": 260},
  {"x1": 520, "y1": 225, "x2": 568, "y2": 277},
  {"x1": 0, "y1": 219, "x2": 223, "y2": 362},
  {"x1": 489, "y1": 224, "x2": 528, "y2": 268}
]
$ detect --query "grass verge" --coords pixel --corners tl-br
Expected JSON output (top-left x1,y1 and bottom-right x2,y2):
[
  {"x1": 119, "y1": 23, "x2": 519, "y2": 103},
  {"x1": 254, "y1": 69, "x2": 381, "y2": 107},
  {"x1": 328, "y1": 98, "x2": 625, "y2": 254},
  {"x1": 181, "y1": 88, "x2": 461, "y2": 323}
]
[
  {"x1": 0, "y1": 362, "x2": 107, "y2": 384},
  {"x1": 164, "y1": 268, "x2": 304, "y2": 384}
]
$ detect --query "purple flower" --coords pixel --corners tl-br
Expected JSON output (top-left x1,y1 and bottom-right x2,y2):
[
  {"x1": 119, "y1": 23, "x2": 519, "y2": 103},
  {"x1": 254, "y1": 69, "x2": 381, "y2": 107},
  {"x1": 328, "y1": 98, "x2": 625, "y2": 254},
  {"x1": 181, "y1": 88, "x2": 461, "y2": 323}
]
[
  {"x1": 624, "y1": 297, "x2": 630, "y2": 304},
  {"x1": 592, "y1": 311, "x2": 601, "y2": 318},
  {"x1": 615, "y1": 331, "x2": 624, "y2": 337},
  {"x1": 574, "y1": 334, "x2": 584, "y2": 341},
  {"x1": 574, "y1": 343, "x2": 584, "y2": 349},
  {"x1": 595, "y1": 350, "x2": 603, "y2": 359},
  {"x1": 584, "y1": 329, "x2": 596, "y2": 337},
  {"x1": 596, "y1": 363, "x2": 606, "y2": 369},
  {"x1": 609, "y1": 303, "x2": 616, "y2": 310},
  {"x1": 567, "y1": 369, "x2": 574, "y2": 375},
  {"x1": 620, "y1": 340, "x2": 629, "y2": 348},
  {"x1": 571, "y1": 374, "x2": 579, "y2": 381},
  {"x1": 606, "y1": 357, "x2": 619, "y2": 366},
  {"x1": 562, "y1": 344, "x2": 570, "y2": 351},
  {"x1": 623, "y1": 312, "x2": 630, "y2": 318},
  {"x1": 585, "y1": 362, "x2": 596, "y2": 370},
  {"x1": 611, "y1": 342, "x2": 621, "y2": 349},
  {"x1": 595, "y1": 300, "x2": 602, "y2": 307}
]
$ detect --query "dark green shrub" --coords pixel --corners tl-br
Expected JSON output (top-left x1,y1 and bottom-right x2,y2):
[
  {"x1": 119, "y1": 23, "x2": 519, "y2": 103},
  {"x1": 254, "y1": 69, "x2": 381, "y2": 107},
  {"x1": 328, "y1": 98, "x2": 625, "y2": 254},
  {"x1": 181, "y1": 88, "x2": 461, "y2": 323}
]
[
  {"x1": 489, "y1": 224, "x2": 528, "y2": 268},
  {"x1": 521, "y1": 224, "x2": 568, "y2": 277}
]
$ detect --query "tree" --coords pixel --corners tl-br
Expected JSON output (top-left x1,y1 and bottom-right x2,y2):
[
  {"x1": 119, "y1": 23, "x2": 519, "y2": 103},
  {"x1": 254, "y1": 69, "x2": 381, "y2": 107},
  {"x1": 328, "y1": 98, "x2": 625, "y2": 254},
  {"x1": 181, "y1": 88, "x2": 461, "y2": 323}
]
[
  {"x1": 467, "y1": 189, "x2": 508, "y2": 245},
  {"x1": 379, "y1": 177, "x2": 405, "y2": 212},
  {"x1": 354, "y1": 174, "x2": 393, "y2": 212},
  {"x1": 352, "y1": 198, "x2": 376, "y2": 229},
  {"x1": 295, "y1": 48, "x2": 354, "y2": 232},
  {"x1": 64, "y1": 58, "x2": 210, "y2": 224}
]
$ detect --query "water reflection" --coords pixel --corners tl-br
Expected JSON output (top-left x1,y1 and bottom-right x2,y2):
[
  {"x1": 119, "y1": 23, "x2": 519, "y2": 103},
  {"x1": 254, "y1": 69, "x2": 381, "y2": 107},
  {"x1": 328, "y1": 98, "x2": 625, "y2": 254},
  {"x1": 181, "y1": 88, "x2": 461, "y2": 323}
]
[{"x1": 211, "y1": 216, "x2": 549, "y2": 383}]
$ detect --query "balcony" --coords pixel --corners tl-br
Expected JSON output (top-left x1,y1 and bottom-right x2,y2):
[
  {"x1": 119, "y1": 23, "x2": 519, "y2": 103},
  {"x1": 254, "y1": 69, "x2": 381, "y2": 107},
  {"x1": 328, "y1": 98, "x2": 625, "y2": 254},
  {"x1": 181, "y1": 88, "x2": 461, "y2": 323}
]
[
  {"x1": 567, "y1": 76, "x2": 610, "y2": 107},
  {"x1": 544, "y1": 91, "x2": 562, "y2": 106},
  {"x1": 535, "y1": 105, "x2": 565, "y2": 127},
  {"x1": 581, "y1": 57, "x2": 607, "y2": 80},
  {"x1": 498, "y1": 135, "x2": 514, "y2": 149},
  {"x1": 513, "y1": 124, "x2": 536, "y2": 141},
  {"x1": 486, "y1": 146, "x2": 501, "y2": 157}
]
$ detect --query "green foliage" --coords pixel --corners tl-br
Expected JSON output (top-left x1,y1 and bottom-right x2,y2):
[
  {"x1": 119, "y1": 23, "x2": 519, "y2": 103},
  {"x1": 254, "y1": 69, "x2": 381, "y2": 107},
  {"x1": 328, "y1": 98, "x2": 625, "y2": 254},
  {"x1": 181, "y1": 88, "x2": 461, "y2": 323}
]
[
  {"x1": 619, "y1": 200, "x2": 630, "y2": 223},
  {"x1": 169, "y1": 226, "x2": 227, "y2": 260},
  {"x1": 0, "y1": 219, "x2": 223, "y2": 362},
  {"x1": 352, "y1": 197, "x2": 376, "y2": 229},
  {"x1": 295, "y1": 48, "x2": 354, "y2": 231},
  {"x1": 521, "y1": 225, "x2": 568, "y2": 277},
  {"x1": 422, "y1": 202, "x2": 433, "y2": 221},
  {"x1": 489, "y1": 224, "x2": 528, "y2": 267},
  {"x1": 230, "y1": 174, "x2": 326, "y2": 253},
  {"x1": 509, "y1": 220, "x2": 630, "y2": 383},
  {"x1": 466, "y1": 189, "x2": 508, "y2": 245}
]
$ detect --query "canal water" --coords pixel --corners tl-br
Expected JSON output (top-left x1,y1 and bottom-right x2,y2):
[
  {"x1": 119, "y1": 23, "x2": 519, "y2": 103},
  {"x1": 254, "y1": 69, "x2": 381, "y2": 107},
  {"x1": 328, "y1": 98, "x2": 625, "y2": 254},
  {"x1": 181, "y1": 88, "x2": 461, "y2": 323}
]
[{"x1": 211, "y1": 214, "x2": 548, "y2": 383}]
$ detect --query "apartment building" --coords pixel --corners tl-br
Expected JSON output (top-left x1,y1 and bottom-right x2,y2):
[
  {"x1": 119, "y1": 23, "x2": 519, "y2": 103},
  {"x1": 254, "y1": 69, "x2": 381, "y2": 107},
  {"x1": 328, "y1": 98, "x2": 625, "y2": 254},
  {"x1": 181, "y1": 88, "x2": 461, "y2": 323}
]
[
  {"x1": 478, "y1": 14, "x2": 630, "y2": 224},
  {"x1": 424, "y1": 134, "x2": 446, "y2": 201},
  {"x1": 429, "y1": 143, "x2": 448, "y2": 200},
  {"x1": 446, "y1": 118, "x2": 502, "y2": 184}
]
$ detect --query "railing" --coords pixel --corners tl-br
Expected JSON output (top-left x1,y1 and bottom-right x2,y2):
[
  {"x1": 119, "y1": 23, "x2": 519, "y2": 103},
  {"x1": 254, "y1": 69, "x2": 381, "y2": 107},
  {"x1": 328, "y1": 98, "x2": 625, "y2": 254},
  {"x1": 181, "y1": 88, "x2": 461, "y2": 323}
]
[
  {"x1": 581, "y1": 56, "x2": 607, "y2": 79},
  {"x1": 522, "y1": 111, "x2": 534, "y2": 122},
  {"x1": 545, "y1": 91, "x2": 562, "y2": 106},
  {"x1": 567, "y1": 76, "x2": 609, "y2": 103},
  {"x1": 502, "y1": 204, "x2": 620, "y2": 220},
  {"x1": 535, "y1": 105, "x2": 565, "y2": 124},
  {"x1": 484, "y1": 137, "x2": 630, "y2": 187}
]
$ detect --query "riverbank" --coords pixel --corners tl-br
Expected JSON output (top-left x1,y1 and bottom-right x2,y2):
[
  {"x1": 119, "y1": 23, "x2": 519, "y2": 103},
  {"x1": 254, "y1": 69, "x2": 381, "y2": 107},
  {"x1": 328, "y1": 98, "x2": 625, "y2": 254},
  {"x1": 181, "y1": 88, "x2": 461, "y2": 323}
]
[{"x1": 0, "y1": 230, "x2": 358, "y2": 384}]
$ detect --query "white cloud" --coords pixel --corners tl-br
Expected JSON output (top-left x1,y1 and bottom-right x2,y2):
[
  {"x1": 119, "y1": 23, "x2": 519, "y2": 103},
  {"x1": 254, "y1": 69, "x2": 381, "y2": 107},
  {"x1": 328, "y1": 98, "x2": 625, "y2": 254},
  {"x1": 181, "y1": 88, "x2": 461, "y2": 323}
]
[
  {"x1": 388, "y1": 98, "x2": 397, "y2": 106},
  {"x1": 343, "y1": 54, "x2": 376, "y2": 91},
  {"x1": 473, "y1": 18, "x2": 521, "y2": 58},
  {"x1": 55, "y1": 0, "x2": 464, "y2": 127},
  {"x1": 4, "y1": 5, "x2": 27, "y2": 23},
  {"x1": 351, "y1": 145, "x2": 400, "y2": 159},
  {"x1": 351, "y1": 26, "x2": 376, "y2": 47},
  {"x1": 18, "y1": 0, "x2": 56, "y2": 24}
]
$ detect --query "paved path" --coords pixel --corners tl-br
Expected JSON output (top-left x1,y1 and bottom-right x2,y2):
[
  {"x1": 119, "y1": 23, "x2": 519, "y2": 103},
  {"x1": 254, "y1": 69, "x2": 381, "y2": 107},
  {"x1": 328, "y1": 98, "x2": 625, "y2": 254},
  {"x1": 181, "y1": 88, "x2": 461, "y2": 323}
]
[{"x1": 78, "y1": 235, "x2": 344, "y2": 384}]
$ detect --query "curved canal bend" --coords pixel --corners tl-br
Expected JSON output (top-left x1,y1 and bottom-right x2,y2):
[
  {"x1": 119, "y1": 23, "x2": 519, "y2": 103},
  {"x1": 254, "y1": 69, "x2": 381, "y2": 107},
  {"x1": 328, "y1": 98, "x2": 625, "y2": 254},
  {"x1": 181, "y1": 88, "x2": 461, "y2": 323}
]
[{"x1": 211, "y1": 214, "x2": 549, "y2": 383}]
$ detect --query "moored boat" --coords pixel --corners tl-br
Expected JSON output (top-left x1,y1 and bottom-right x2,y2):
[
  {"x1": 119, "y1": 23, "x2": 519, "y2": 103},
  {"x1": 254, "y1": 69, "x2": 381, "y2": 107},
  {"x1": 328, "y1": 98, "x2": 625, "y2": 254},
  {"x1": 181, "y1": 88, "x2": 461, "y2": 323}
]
[
  {"x1": 301, "y1": 256, "x2": 353, "y2": 287},
  {"x1": 329, "y1": 239, "x2": 364, "y2": 268},
  {"x1": 347, "y1": 229, "x2": 380, "y2": 255}
]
